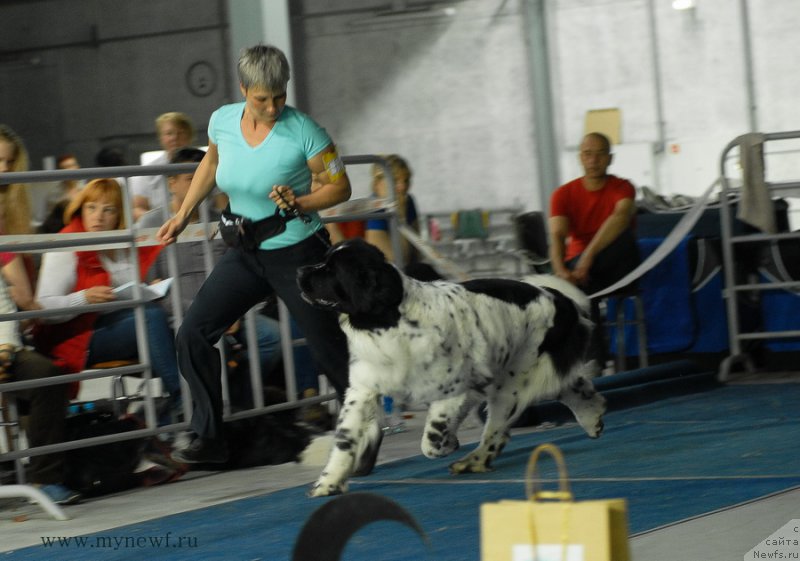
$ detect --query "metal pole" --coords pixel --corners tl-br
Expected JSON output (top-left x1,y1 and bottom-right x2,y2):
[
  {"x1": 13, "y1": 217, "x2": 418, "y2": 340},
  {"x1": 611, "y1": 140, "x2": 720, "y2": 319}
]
[
  {"x1": 278, "y1": 299, "x2": 299, "y2": 403},
  {"x1": 524, "y1": 0, "x2": 560, "y2": 211},
  {"x1": 646, "y1": 0, "x2": 667, "y2": 156},
  {"x1": 739, "y1": 0, "x2": 758, "y2": 132}
]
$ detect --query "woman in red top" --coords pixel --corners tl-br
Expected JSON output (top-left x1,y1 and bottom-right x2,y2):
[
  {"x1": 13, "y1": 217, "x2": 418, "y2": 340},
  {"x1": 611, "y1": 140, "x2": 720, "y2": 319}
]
[{"x1": 34, "y1": 179, "x2": 182, "y2": 414}]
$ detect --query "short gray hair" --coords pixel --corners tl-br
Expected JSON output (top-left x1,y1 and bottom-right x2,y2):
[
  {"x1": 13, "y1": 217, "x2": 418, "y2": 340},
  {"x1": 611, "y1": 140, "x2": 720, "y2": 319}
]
[{"x1": 237, "y1": 44, "x2": 290, "y2": 92}]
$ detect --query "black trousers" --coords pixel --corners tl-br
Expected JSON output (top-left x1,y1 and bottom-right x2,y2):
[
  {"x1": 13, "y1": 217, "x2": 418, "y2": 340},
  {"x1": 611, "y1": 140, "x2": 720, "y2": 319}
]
[
  {"x1": 9, "y1": 349, "x2": 68, "y2": 485},
  {"x1": 176, "y1": 233, "x2": 349, "y2": 440},
  {"x1": 566, "y1": 228, "x2": 641, "y2": 297},
  {"x1": 567, "y1": 229, "x2": 641, "y2": 363}
]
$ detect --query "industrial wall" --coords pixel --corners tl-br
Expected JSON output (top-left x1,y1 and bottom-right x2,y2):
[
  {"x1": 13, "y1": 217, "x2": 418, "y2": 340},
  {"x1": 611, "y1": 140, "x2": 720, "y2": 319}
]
[
  {"x1": 1, "y1": 0, "x2": 798, "y2": 218},
  {"x1": 293, "y1": 0, "x2": 800, "y2": 209},
  {"x1": 0, "y1": 0, "x2": 230, "y2": 170}
]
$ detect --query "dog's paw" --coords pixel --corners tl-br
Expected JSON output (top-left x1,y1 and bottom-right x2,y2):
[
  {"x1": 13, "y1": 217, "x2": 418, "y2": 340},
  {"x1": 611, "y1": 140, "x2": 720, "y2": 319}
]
[
  {"x1": 574, "y1": 394, "x2": 607, "y2": 438},
  {"x1": 448, "y1": 455, "x2": 493, "y2": 475},
  {"x1": 588, "y1": 418, "x2": 604, "y2": 439},
  {"x1": 579, "y1": 415, "x2": 604, "y2": 439},
  {"x1": 308, "y1": 478, "x2": 348, "y2": 498},
  {"x1": 421, "y1": 432, "x2": 460, "y2": 459}
]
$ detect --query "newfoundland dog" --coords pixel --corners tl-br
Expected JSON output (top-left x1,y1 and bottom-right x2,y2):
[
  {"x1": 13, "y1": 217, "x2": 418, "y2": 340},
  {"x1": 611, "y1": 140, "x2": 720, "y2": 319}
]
[{"x1": 297, "y1": 239, "x2": 605, "y2": 497}]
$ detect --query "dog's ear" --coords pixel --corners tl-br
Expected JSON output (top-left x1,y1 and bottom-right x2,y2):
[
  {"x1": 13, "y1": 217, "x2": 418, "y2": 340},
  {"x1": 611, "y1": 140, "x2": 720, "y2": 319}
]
[{"x1": 348, "y1": 262, "x2": 404, "y2": 317}]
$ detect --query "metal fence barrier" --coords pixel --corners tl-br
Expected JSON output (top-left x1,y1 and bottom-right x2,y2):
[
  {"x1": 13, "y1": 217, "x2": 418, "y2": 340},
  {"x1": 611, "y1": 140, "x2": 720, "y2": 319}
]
[{"x1": 0, "y1": 154, "x2": 400, "y2": 518}]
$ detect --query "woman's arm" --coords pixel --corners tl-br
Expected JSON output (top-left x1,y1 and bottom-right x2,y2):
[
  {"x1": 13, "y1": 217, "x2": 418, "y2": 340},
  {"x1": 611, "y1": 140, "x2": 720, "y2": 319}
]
[
  {"x1": 271, "y1": 144, "x2": 351, "y2": 213},
  {"x1": 0, "y1": 279, "x2": 21, "y2": 380},
  {"x1": 35, "y1": 252, "x2": 88, "y2": 322},
  {"x1": 1, "y1": 255, "x2": 40, "y2": 311},
  {"x1": 364, "y1": 228, "x2": 417, "y2": 266},
  {"x1": 364, "y1": 228, "x2": 395, "y2": 260},
  {"x1": 0, "y1": 278, "x2": 22, "y2": 351},
  {"x1": 157, "y1": 142, "x2": 219, "y2": 246}
]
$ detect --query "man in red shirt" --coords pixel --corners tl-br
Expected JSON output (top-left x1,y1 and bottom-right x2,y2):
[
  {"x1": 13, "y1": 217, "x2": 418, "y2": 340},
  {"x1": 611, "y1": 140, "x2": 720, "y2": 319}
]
[{"x1": 548, "y1": 132, "x2": 640, "y2": 296}]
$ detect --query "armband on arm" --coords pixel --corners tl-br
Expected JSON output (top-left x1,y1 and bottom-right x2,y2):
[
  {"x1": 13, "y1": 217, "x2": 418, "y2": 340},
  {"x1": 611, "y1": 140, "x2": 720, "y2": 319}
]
[{"x1": 322, "y1": 150, "x2": 345, "y2": 183}]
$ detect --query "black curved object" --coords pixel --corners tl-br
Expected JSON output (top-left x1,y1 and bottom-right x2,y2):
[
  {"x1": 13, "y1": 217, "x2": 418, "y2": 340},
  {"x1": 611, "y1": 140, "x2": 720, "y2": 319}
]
[{"x1": 291, "y1": 492, "x2": 428, "y2": 561}]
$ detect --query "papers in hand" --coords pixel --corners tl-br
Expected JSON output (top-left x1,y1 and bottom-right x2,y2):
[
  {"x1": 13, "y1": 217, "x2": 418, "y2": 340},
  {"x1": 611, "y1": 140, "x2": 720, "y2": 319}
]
[{"x1": 113, "y1": 278, "x2": 173, "y2": 301}]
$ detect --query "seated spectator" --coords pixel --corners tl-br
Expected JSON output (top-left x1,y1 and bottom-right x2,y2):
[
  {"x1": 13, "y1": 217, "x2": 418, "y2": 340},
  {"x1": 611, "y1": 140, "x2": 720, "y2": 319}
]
[
  {"x1": 548, "y1": 132, "x2": 641, "y2": 363},
  {"x1": 40, "y1": 153, "x2": 84, "y2": 234},
  {"x1": 0, "y1": 274, "x2": 81, "y2": 505},
  {"x1": 33, "y1": 179, "x2": 182, "y2": 419},
  {"x1": 139, "y1": 148, "x2": 282, "y2": 405},
  {"x1": 0, "y1": 125, "x2": 39, "y2": 311},
  {"x1": 548, "y1": 132, "x2": 639, "y2": 295},
  {"x1": 0, "y1": 125, "x2": 33, "y2": 237},
  {"x1": 327, "y1": 155, "x2": 425, "y2": 271},
  {"x1": 129, "y1": 112, "x2": 195, "y2": 221},
  {"x1": 365, "y1": 154, "x2": 421, "y2": 267},
  {"x1": 0, "y1": 134, "x2": 76, "y2": 498},
  {"x1": 363, "y1": 155, "x2": 441, "y2": 281}
]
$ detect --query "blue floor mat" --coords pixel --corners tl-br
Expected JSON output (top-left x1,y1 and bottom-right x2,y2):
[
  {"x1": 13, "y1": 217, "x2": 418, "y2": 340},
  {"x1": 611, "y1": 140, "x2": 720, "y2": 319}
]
[{"x1": 9, "y1": 383, "x2": 800, "y2": 561}]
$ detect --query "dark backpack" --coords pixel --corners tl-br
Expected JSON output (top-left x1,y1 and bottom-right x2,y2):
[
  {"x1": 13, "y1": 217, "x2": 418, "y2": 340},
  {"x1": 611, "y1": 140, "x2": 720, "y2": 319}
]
[{"x1": 63, "y1": 411, "x2": 146, "y2": 497}]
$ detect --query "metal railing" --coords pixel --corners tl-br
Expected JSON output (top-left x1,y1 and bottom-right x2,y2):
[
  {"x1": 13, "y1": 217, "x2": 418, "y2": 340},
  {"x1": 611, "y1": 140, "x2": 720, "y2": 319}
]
[
  {"x1": 0, "y1": 154, "x2": 401, "y2": 517},
  {"x1": 718, "y1": 130, "x2": 800, "y2": 380}
]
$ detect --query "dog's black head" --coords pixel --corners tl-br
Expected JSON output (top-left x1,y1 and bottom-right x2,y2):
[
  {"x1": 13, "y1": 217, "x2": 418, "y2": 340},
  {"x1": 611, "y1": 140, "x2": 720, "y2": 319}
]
[{"x1": 297, "y1": 238, "x2": 404, "y2": 330}]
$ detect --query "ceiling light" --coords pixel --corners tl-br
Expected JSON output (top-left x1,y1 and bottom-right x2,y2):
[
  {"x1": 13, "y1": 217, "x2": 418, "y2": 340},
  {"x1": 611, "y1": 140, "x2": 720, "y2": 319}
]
[{"x1": 672, "y1": 0, "x2": 696, "y2": 10}]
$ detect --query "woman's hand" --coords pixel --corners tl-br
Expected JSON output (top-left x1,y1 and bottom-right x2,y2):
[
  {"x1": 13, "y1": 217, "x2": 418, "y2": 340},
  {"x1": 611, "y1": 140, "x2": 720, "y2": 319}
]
[
  {"x1": 0, "y1": 344, "x2": 16, "y2": 382},
  {"x1": 156, "y1": 215, "x2": 188, "y2": 246},
  {"x1": 269, "y1": 185, "x2": 298, "y2": 212},
  {"x1": 84, "y1": 285, "x2": 116, "y2": 304}
]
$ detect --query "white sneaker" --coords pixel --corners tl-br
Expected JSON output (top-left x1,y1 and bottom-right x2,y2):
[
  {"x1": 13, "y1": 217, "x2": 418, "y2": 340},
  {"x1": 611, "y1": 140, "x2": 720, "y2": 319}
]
[{"x1": 171, "y1": 430, "x2": 193, "y2": 451}]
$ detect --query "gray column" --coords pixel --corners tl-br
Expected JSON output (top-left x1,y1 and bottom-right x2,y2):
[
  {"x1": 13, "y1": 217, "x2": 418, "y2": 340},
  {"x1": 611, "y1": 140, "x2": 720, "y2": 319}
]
[
  {"x1": 524, "y1": 0, "x2": 559, "y2": 212},
  {"x1": 226, "y1": 0, "x2": 296, "y2": 104},
  {"x1": 739, "y1": 0, "x2": 758, "y2": 132}
]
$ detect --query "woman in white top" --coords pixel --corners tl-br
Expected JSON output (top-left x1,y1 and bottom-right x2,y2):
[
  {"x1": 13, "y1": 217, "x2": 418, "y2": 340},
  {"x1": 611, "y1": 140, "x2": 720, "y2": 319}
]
[{"x1": 34, "y1": 178, "x2": 182, "y2": 414}]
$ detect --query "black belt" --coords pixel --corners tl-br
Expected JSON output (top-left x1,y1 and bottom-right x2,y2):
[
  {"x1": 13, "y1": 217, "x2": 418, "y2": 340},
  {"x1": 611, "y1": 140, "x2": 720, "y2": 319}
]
[
  {"x1": 218, "y1": 206, "x2": 295, "y2": 251},
  {"x1": 218, "y1": 203, "x2": 332, "y2": 251}
]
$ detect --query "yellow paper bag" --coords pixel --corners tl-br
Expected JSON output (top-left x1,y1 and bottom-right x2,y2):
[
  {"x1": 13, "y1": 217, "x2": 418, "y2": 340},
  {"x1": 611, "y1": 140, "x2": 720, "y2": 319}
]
[{"x1": 481, "y1": 443, "x2": 630, "y2": 561}]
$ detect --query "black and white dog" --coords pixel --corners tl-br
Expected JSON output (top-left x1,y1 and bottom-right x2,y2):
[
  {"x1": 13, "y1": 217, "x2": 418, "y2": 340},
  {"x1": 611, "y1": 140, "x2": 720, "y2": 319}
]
[{"x1": 297, "y1": 239, "x2": 605, "y2": 497}]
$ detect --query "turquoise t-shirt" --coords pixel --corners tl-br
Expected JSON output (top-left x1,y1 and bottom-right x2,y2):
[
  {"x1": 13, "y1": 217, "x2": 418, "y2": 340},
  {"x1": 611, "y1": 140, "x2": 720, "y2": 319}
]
[{"x1": 209, "y1": 102, "x2": 331, "y2": 250}]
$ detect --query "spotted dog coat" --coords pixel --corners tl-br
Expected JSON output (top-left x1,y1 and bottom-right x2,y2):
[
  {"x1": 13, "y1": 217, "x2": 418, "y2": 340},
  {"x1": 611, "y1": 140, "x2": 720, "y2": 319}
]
[{"x1": 297, "y1": 239, "x2": 606, "y2": 497}]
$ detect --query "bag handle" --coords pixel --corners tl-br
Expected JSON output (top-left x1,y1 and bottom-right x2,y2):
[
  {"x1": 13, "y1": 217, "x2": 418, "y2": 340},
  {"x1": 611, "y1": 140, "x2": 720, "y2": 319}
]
[{"x1": 525, "y1": 443, "x2": 573, "y2": 502}]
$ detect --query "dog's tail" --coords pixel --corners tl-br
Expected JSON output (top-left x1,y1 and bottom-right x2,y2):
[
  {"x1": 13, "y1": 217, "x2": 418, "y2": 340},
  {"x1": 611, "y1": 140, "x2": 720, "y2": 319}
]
[
  {"x1": 530, "y1": 274, "x2": 595, "y2": 376},
  {"x1": 523, "y1": 274, "x2": 590, "y2": 313}
]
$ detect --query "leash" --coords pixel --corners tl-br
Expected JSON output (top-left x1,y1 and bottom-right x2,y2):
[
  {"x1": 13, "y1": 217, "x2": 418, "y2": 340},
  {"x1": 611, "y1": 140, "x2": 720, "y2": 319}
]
[
  {"x1": 589, "y1": 177, "x2": 721, "y2": 299},
  {"x1": 275, "y1": 189, "x2": 332, "y2": 249}
]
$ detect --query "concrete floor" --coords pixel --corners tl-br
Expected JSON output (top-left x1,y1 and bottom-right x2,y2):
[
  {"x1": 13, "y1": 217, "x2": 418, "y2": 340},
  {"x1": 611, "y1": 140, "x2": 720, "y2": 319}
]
[{"x1": 2, "y1": 375, "x2": 799, "y2": 559}]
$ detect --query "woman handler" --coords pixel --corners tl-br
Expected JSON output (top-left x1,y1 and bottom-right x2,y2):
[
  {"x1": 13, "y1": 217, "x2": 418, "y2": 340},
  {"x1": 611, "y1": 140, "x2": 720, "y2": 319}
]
[{"x1": 157, "y1": 44, "x2": 353, "y2": 464}]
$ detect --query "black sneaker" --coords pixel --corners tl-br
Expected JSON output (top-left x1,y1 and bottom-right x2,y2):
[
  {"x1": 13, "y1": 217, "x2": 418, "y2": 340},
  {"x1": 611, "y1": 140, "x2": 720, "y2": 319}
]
[
  {"x1": 38, "y1": 484, "x2": 83, "y2": 506},
  {"x1": 172, "y1": 437, "x2": 229, "y2": 464}
]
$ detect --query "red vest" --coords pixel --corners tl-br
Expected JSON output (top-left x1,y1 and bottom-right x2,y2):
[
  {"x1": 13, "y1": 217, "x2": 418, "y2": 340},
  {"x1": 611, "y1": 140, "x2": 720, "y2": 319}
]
[{"x1": 33, "y1": 217, "x2": 163, "y2": 398}]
